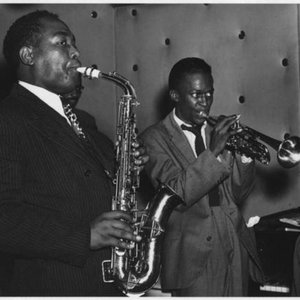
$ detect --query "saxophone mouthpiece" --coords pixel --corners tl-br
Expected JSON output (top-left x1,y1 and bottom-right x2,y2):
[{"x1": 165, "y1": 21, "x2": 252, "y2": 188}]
[{"x1": 77, "y1": 66, "x2": 101, "y2": 79}]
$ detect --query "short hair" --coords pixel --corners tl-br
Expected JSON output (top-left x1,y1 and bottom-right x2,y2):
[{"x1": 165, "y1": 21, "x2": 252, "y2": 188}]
[
  {"x1": 3, "y1": 10, "x2": 59, "y2": 72},
  {"x1": 168, "y1": 57, "x2": 212, "y2": 90}
]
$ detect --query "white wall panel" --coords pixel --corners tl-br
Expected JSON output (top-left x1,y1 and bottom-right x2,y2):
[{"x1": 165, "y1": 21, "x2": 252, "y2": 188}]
[
  {"x1": 115, "y1": 4, "x2": 300, "y2": 219},
  {"x1": 0, "y1": 3, "x2": 299, "y2": 220}
]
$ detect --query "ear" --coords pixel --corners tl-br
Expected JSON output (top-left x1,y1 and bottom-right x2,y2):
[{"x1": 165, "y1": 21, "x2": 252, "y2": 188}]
[
  {"x1": 19, "y1": 46, "x2": 34, "y2": 66},
  {"x1": 169, "y1": 89, "x2": 179, "y2": 103}
]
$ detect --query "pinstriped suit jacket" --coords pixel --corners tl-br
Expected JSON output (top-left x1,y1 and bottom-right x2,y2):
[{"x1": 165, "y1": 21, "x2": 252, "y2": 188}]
[
  {"x1": 0, "y1": 84, "x2": 121, "y2": 296},
  {"x1": 140, "y1": 111, "x2": 266, "y2": 291}
]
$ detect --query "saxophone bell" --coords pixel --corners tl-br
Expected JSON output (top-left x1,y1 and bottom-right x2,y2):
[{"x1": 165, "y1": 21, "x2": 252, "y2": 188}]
[{"x1": 80, "y1": 65, "x2": 184, "y2": 296}]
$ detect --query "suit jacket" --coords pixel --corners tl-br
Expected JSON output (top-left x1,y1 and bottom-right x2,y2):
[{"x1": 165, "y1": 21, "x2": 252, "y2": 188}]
[
  {"x1": 0, "y1": 84, "x2": 121, "y2": 296},
  {"x1": 74, "y1": 108, "x2": 99, "y2": 131},
  {"x1": 140, "y1": 111, "x2": 265, "y2": 290},
  {"x1": 292, "y1": 234, "x2": 300, "y2": 295}
]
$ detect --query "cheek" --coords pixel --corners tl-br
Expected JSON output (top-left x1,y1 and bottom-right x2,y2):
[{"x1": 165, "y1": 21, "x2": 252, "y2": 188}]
[
  {"x1": 181, "y1": 100, "x2": 196, "y2": 116},
  {"x1": 207, "y1": 98, "x2": 213, "y2": 108},
  {"x1": 41, "y1": 52, "x2": 66, "y2": 78},
  {"x1": 187, "y1": 98, "x2": 198, "y2": 110}
]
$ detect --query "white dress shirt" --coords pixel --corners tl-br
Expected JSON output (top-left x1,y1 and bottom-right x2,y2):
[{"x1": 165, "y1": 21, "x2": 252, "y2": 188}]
[
  {"x1": 173, "y1": 109, "x2": 207, "y2": 158},
  {"x1": 18, "y1": 81, "x2": 71, "y2": 125}
]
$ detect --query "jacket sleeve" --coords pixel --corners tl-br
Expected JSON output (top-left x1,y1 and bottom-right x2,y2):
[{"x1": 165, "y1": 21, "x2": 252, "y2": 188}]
[
  {"x1": 140, "y1": 125, "x2": 231, "y2": 208},
  {"x1": 0, "y1": 114, "x2": 91, "y2": 267},
  {"x1": 230, "y1": 153, "x2": 256, "y2": 205}
]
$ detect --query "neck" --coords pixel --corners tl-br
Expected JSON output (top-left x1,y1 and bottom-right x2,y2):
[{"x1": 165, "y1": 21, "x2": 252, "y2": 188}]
[{"x1": 174, "y1": 109, "x2": 193, "y2": 125}]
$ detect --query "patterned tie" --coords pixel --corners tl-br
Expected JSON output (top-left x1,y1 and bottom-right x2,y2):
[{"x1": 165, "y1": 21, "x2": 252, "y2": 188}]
[
  {"x1": 63, "y1": 104, "x2": 87, "y2": 140},
  {"x1": 181, "y1": 123, "x2": 220, "y2": 206},
  {"x1": 63, "y1": 104, "x2": 113, "y2": 181}
]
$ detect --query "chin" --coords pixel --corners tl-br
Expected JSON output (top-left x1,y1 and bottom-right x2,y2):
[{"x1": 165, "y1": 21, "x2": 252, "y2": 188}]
[
  {"x1": 194, "y1": 114, "x2": 205, "y2": 122},
  {"x1": 64, "y1": 79, "x2": 78, "y2": 92},
  {"x1": 56, "y1": 86, "x2": 74, "y2": 95}
]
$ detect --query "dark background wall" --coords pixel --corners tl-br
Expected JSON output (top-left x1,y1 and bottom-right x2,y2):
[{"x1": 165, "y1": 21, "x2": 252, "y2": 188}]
[{"x1": 0, "y1": 3, "x2": 299, "y2": 222}]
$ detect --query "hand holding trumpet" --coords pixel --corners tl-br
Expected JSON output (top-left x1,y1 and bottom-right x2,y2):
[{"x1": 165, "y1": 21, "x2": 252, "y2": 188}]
[
  {"x1": 200, "y1": 111, "x2": 300, "y2": 167},
  {"x1": 200, "y1": 113, "x2": 242, "y2": 157}
]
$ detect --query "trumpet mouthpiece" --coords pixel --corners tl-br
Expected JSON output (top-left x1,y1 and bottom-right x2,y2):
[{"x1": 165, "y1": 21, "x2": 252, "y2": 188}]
[{"x1": 77, "y1": 67, "x2": 101, "y2": 79}]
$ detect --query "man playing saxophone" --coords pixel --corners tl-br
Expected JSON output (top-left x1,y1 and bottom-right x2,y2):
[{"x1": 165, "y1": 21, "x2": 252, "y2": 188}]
[
  {"x1": 140, "y1": 57, "x2": 266, "y2": 296},
  {"x1": 0, "y1": 10, "x2": 149, "y2": 296}
]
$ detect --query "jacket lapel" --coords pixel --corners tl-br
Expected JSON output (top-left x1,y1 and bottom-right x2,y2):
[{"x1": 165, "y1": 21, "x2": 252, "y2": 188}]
[
  {"x1": 12, "y1": 85, "x2": 101, "y2": 168},
  {"x1": 162, "y1": 112, "x2": 197, "y2": 164}
]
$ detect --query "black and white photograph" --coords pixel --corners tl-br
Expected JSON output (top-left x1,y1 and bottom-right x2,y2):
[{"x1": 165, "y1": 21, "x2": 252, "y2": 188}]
[{"x1": 0, "y1": 2, "x2": 299, "y2": 297}]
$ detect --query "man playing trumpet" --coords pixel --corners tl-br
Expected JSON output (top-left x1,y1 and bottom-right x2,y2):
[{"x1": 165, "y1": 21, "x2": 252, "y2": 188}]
[{"x1": 140, "y1": 57, "x2": 265, "y2": 296}]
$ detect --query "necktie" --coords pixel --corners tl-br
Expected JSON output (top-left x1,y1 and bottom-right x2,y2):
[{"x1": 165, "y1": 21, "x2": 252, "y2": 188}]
[
  {"x1": 181, "y1": 124, "x2": 205, "y2": 155},
  {"x1": 63, "y1": 104, "x2": 87, "y2": 140},
  {"x1": 181, "y1": 124, "x2": 220, "y2": 206},
  {"x1": 63, "y1": 104, "x2": 113, "y2": 181}
]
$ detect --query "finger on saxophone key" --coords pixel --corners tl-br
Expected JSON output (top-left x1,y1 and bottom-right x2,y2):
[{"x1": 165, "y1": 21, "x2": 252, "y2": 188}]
[
  {"x1": 89, "y1": 211, "x2": 141, "y2": 249},
  {"x1": 132, "y1": 141, "x2": 149, "y2": 166}
]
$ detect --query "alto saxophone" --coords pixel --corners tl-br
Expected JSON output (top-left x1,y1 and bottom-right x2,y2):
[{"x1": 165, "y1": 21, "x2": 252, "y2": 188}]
[{"x1": 77, "y1": 66, "x2": 184, "y2": 296}]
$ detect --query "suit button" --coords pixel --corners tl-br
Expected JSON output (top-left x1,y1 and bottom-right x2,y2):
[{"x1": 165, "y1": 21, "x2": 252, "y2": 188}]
[
  {"x1": 206, "y1": 236, "x2": 212, "y2": 241},
  {"x1": 84, "y1": 169, "x2": 92, "y2": 177}
]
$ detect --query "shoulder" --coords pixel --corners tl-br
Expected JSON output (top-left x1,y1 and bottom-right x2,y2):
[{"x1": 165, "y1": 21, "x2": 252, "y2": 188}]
[
  {"x1": 140, "y1": 113, "x2": 174, "y2": 143},
  {"x1": 0, "y1": 84, "x2": 34, "y2": 117},
  {"x1": 140, "y1": 121, "x2": 165, "y2": 144},
  {"x1": 0, "y1": 90, "x2": 26, "y2": 129}
]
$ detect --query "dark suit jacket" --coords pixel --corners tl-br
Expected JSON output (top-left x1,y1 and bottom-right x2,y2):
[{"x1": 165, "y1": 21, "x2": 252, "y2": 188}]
[
  {"x1": 140, "y1": 111, "x2": 265, "y2": 290},
  {"x1": 292, "y1": 235, "x2": 300, "y2": 295},
  {"x1": 0, "y1": 84, "x2": 121, "y2": 296}
]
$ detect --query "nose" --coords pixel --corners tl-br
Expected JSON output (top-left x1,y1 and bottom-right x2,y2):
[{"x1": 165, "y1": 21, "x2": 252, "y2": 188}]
[
  {"x1": 70, "y1": 45, "x2": 80, "y2": 60},
  {"x1": 196, "y1": 95, "x2": 209, "y2": 106}
]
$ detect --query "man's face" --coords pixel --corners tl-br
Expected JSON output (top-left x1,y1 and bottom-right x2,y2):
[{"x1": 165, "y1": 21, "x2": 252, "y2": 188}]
[
  {"x1": 172, "y1": 72, "x2": 214, "y2": 126},
  {"x1": 31, "y1": 17, "x2": 81, "y2": 94}
]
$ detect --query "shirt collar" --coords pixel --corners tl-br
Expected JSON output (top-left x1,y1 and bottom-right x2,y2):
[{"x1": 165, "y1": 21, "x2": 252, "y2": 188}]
[
  {"x1": 18, "y1": 81, "x2": 68, "y2": 122},
  {"x1": 172, "y1": 108, "x2": 207, "y2": 129}
]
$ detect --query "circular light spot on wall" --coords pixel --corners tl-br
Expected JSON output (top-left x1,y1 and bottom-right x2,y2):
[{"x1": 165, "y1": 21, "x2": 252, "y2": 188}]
[
  {"x1": 165, "y1": 38, "x2": 171, "y2": 46},
  {"x1": 133, "y1": 64, "x2": 138, "y2": 71},
  {"x1": 131, "y1": 9, "x2": 137, "y2": 16}
]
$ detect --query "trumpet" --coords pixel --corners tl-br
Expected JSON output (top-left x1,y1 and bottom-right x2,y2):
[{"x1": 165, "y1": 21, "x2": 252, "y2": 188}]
[{"x1": 200, "y1": 112, "x2": 300, "y2": 168}]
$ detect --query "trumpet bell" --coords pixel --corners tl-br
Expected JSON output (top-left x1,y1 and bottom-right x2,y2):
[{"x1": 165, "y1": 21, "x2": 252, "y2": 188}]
[
  {"x1": 277, "y1": 136, "x2": 300, "y2": 168},
  {"x1": 204, "y1": 113, "x2": 300, "y2": 168}
]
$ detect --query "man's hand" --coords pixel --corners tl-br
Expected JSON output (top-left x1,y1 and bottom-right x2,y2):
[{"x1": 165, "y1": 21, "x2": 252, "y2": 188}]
[
  {"x1": 209, "y1": 114, "x2": 242, "y2": 157},
  {"x1": 90, "y1": 211, "x2": 141, "y2": 250},
  {"x1": 132, "y1": 140, "x2": 149, "y2": 171}
]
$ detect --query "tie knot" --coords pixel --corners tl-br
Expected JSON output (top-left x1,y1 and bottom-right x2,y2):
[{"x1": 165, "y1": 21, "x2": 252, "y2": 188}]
[
  {"x1": 63, "y1": 103, "x2": 73, "y2": 117},
  {"x1": 181, "y1": 123, "x2": 205, "y2": 155},
  {"x1": 181, "y1": 124, "x2": 202, "y2": 135}
]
